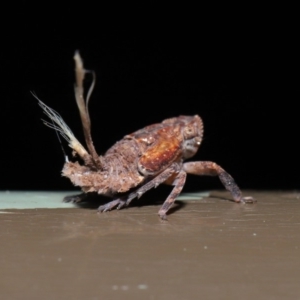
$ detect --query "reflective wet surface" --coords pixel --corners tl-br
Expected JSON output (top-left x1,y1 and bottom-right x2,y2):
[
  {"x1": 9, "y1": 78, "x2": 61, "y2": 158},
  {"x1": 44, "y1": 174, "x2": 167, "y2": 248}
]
[{"x1": 1, "y1": 191, "x2": 300, "y2": 299}]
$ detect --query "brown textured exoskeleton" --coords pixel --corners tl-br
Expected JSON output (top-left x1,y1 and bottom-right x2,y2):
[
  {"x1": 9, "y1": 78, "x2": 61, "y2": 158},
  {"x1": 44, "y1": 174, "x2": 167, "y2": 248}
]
[{"x1": 38, "y1": 52, "x2": 254, "y2": 220}]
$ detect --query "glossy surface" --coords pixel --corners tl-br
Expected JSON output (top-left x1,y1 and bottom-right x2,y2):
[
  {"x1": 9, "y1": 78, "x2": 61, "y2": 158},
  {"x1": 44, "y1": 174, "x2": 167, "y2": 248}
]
[{"x1": 0, "y1": 191, "x2": 299, "y2": 299}]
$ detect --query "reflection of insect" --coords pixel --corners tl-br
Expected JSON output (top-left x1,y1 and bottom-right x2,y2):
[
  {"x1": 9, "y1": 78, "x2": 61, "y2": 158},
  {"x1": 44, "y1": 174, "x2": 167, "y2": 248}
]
[{"x1": 38, "y1": 52, "x2": 254, "y2": 220}]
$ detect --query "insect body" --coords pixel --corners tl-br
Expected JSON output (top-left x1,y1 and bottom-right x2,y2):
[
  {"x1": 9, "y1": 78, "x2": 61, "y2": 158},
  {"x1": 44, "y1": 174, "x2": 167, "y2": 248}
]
[{"x1": 39, "y1": 52, "x2": 254, "y2": 220}]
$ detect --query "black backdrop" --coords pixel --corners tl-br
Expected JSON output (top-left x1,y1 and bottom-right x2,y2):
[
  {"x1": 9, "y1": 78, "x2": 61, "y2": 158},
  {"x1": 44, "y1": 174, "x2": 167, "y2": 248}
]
[{"x1": 1, "y1": 7, "x2": 298, "y2": 192}]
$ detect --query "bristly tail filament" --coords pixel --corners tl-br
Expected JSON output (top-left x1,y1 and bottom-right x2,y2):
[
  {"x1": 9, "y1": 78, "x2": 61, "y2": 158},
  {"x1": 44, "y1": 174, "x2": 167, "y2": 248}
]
[
  {"x1": 36, "y1": 95, "x2": 94, "y2": 166},
  {"x1": 35, "y1": 51, "x2": 103, "y2": 169}
]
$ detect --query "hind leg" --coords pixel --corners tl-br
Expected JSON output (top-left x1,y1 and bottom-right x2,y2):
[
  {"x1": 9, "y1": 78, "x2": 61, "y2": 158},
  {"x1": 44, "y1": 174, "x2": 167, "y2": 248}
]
[
  {"x1": 97, "y1": 163, "x2": 181, "y2": 213},
  {"x1": 63, "y1": 193, "x2": 87, "y2": 203}
]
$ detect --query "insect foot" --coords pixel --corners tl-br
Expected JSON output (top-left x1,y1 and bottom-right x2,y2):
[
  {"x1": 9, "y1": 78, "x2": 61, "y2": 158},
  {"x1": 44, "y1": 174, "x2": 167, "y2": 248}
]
[{"x1": 38, "y1": 51, "x2": 254, "y2": 219}]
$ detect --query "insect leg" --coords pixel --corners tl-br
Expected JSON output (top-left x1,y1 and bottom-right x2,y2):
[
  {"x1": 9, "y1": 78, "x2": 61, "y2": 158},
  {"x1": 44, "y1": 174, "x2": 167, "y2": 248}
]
[
  {"x1": 158, "y1": 170, "x2": 187, "y2": 220},
  {"x1": 183, "y1": 161, "x2": 254, "y2": 203},
  {"x1": 98, "y1": 163, "x2": 181, "y2": 213},
  {"x1": 98, "y1": 198, "x2": 125, "y2": 212},
  {"x1": 124, "y1": 163, "x2": 181, "y2": 206},
  {"x1": 98, "y1": 198, "x2": 127, "y2": 212},
  {"x1": 63, "y1": 193, "x2": 87, "y2": 203}
]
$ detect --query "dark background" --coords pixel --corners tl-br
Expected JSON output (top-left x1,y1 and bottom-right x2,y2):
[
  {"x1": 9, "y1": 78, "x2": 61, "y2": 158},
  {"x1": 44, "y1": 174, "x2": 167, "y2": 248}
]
[{"x1": 1, "y1": 6, "x2": 298, "y2": 192}]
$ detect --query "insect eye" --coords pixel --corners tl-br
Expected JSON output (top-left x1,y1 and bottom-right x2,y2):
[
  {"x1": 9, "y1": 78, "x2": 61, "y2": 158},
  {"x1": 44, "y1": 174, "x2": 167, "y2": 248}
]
[{"x1": 184, "y1": 126, "x2": 195, "y2": 139}]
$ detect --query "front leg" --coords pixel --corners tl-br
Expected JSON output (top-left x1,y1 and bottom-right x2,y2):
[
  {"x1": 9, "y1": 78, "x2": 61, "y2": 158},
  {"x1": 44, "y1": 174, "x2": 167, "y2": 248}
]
[{"x1": 183, "y1": 161, "x2": 254, "y2": 203}]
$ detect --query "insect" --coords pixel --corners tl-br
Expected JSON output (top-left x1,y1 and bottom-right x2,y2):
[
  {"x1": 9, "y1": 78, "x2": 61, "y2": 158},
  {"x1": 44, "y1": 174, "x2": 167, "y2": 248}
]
[{"x1": 38, "y1": 52, "x2": 254, "y2": 220}]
